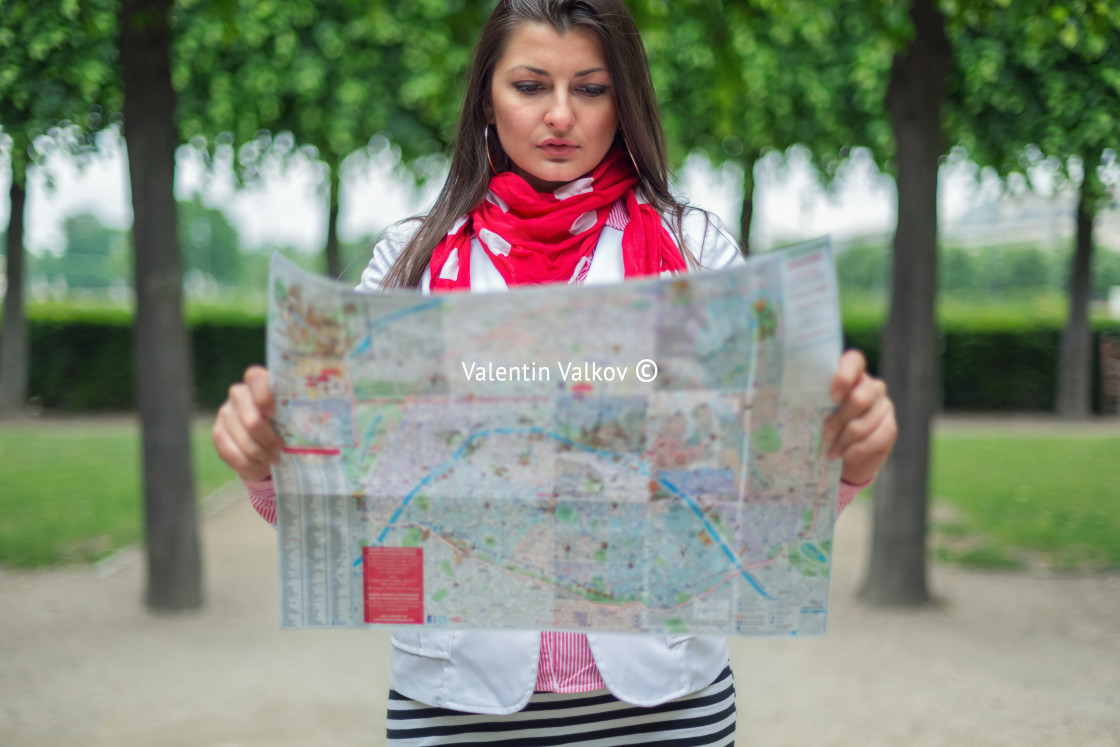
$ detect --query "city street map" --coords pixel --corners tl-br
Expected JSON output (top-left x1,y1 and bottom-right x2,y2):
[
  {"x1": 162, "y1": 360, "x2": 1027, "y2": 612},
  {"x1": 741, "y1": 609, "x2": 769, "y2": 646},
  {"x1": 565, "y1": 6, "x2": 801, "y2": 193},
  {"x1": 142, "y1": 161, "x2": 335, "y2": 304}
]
[{"x1": 269, "y1": 238, "x2": 843, "y2": 636}]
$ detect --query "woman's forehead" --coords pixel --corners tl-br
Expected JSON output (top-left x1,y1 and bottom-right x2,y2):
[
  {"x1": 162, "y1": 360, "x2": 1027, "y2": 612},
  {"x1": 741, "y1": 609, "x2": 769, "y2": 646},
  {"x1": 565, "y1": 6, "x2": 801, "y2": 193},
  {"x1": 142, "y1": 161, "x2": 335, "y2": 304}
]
[{"x1": 496, "y1": 22, "x2": 609, "y2": 76}]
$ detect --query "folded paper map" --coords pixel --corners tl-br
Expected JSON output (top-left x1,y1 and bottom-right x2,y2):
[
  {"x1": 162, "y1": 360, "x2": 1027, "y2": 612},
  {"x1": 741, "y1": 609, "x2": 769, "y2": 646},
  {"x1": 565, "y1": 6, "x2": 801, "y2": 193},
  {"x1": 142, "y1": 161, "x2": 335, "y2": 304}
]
[{"x1": 270, "y1": 238, "x2": 842, "y2": 636}]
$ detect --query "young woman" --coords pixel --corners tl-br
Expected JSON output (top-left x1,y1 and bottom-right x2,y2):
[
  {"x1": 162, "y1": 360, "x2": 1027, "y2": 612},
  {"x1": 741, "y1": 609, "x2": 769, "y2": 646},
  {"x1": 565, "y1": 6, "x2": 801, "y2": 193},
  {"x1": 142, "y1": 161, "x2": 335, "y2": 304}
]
[{"x1": 213, "y1": 1, "x2": 897, "y2": 743}]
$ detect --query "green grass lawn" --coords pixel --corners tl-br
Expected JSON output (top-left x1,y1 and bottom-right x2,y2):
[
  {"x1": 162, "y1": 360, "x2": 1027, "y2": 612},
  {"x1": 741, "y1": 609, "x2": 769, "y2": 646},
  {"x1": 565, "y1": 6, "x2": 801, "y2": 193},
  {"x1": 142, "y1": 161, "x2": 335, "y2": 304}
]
[
  {"x1": 0, "y1": 418, "x2": 235, "y2": 567},
  {"x1": 930, "y1": 430, "x2": 1120, "y2": 571}
]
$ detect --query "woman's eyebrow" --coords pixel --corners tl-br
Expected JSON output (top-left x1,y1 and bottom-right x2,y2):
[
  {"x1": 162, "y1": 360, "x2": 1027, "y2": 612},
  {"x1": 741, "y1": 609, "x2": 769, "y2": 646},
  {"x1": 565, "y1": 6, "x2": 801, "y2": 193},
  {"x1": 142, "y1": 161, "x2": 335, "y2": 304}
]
[{"x1": 507, "y1": 65, "x2": 608, "y2": 77}]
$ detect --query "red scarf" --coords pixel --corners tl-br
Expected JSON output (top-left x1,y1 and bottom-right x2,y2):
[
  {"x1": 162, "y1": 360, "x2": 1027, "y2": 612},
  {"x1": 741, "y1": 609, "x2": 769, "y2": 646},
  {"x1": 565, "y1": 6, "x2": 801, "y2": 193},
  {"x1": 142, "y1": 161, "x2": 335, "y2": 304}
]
[{"x1": 428, "y1": 146, "x2": 687, "y2": 291}]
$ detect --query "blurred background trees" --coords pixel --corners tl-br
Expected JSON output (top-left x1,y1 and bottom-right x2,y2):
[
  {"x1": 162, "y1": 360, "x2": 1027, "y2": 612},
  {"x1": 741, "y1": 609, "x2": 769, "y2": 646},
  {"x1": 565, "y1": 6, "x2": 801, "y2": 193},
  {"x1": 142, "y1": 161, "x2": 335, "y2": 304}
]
[
  {"x1": 2, "y1": 0, "x2": 1118, "y2": 609},
  {"x1": 0, "y1": 0, "x2": 118, "y2": 416},
  {"x1": 172, "y1": 0, "x2": 490, "y2": 277},
  {"x1": 178, "y1": 196, "x2": 244, "y2": 288},
  {"x1": 636, "y1": 0, "x2": 892, "y2": 251},
  {"x1": 949, "y1": 0, "x2": 1120, "y2": 418}
]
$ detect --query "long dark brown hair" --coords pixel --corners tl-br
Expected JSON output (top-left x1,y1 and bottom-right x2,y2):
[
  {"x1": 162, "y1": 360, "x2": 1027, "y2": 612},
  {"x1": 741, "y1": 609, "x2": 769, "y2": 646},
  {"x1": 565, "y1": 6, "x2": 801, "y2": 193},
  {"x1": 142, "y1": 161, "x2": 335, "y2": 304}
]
[{"x1": 379, "y1": 0, "x2": 694, "y2": 289}]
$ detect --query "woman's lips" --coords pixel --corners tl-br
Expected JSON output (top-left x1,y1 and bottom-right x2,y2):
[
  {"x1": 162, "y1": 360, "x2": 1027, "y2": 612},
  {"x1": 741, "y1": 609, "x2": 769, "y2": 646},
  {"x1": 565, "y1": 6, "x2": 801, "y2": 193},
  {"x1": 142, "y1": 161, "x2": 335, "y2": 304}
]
[{"x1": 539, "y1": 142, "x2": 577, "y2": 157}]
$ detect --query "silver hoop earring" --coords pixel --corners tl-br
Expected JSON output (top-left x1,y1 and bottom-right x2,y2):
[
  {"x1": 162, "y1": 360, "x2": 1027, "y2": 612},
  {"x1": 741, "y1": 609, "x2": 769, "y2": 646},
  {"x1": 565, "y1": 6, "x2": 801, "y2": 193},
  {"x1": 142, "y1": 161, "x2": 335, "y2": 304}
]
[{"x1": 484, "y1": 125, "x2": 499, "y2": 175}]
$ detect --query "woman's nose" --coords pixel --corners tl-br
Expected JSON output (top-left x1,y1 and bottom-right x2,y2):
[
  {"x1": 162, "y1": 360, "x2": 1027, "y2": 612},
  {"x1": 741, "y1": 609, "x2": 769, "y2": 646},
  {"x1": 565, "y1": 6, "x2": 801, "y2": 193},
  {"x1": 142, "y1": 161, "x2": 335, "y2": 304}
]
[{"x1": 544, "y1": 93, "x2": 574, "y2": 131}]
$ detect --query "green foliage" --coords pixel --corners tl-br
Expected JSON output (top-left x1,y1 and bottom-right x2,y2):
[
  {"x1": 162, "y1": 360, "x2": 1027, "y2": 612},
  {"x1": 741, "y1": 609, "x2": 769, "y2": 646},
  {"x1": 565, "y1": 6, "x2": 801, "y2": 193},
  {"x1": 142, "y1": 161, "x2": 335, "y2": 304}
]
[
  {"x1": 949, "y1": 0, "x2": 1120, "y2": 201},
  {"x1": 1092, "y1": 248, "x2": 1120, "y2": 298},
  {"x1": 34, "y1": 213, "x2": 129, "y2": 290},
  {"x1": 0, "y1": 0, "x2": 119, "y2": 181},
  {"x1": 637, "y1": 0, "x2": 892, "y2": 168},
  {"x1": 64, "y1": 213, "x2": 119, "y2": 259},
  {"x1": 836, "y1": 244, "x2": 891, "y2": 294},
  {"x1": 631, "y1": 0, "x2": 894, "y2": 249},
  {"x1": 178, "y1": 196, "x2": 244, "y2": 285},
  {"x1": 947, "y1": 2, "x2": 1119, "y2": 417},
  {"x1": 169, "y1": 0, "x2": 493, "y2": 273},
  {"x1": 27, "y1": 201, "x2": 248, "y2": 290},
  {"x1": 172, "y1": 0, "x2": 492, "y2": 173}
]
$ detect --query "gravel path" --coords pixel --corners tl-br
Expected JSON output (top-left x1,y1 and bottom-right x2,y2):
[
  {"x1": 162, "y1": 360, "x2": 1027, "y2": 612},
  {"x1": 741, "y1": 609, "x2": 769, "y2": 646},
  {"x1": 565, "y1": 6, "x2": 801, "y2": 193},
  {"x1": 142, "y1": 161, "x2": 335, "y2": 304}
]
[{"x1": 1, "y1": 478, "x2": 1117, "y2": 746}]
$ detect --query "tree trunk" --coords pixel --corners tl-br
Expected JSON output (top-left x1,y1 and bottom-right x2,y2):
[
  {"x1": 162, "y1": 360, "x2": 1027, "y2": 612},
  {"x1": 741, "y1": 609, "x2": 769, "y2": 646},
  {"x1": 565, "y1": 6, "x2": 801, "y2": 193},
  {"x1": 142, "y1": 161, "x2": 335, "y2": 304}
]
[
  {"x1": 860, "y1": 0, "x2": 948, "y2": 607},
  {"x1": 1056, "y1": 169, "x2": 1096, "y2": 418},
  {"x1": 739, "y1": 155, "x2": 756, "y2": 254},
  {"x1": 326, "y1": 165, "x2": 341, "y2": 278},
  {"x1": 121, "y1": 0, "x2": 203, "y2": 611},
  {"x1": 0, "y1": 172, "x2": 29, "y2": 418}
]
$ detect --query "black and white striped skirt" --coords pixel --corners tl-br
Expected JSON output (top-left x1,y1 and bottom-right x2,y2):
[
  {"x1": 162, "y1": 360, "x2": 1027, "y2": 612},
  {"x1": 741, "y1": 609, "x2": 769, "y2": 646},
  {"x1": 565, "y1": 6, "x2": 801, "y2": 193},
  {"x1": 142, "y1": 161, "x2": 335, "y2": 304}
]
[{"x1": 385, "y1": 664, "x2": 736, "y2": 746}]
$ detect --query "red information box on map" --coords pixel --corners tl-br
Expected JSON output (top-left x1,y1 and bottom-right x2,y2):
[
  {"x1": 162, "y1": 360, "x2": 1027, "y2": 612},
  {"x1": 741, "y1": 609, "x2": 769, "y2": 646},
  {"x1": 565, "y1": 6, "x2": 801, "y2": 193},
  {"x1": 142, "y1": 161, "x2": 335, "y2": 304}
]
[{"x1": 363, "y1": 547, "x2": 424, "y2": 625}]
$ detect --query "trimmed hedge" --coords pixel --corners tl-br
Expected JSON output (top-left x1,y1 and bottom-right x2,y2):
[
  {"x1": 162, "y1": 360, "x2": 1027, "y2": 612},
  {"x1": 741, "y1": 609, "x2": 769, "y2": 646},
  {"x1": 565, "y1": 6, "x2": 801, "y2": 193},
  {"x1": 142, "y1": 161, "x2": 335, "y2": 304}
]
[
  {"x1": 30, "y1": 315, "x2": 136, "y2": 410},
  {"x1": 190, "y1": 320, "x2": 268, "y2": 408},
  {"x1": 842, "y1": 318, "x2": 1120, "y2": 412},
  {"x1": 24, "y1": 308, "x2": 265, "y2": 412},
  {"x1": 941, "y1": 326, "x2": 1060, "y2": 411},
  {"x1": 9, "y1": 310, "x2": 1120, "y2": 413}
]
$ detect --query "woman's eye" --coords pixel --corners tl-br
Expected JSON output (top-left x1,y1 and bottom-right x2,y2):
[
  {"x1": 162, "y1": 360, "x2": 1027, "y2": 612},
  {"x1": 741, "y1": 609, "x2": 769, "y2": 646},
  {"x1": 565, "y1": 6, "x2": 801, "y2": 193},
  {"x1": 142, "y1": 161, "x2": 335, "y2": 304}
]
[
  {"x1": 580, "y1": 86, "x2": 608, "y2": 97},
  {"x1": 515, "y1": 83, "x2": 544, "y2": 94}
]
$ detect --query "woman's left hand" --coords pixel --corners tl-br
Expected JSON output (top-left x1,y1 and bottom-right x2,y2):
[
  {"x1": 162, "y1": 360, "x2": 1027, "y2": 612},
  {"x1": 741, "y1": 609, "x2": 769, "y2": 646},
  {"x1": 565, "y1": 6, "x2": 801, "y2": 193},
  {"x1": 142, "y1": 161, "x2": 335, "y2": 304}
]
[{"x1": 822, "y1": 350, "x2": 897, "y2": 485}]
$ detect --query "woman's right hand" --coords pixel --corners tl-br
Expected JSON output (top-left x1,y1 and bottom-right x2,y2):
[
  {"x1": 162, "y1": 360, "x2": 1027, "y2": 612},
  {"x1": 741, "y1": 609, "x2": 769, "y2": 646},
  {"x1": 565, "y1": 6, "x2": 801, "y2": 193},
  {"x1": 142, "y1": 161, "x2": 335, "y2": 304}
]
[{"x1": 212, "y1": 365, "x2": 285, "y2": 482}]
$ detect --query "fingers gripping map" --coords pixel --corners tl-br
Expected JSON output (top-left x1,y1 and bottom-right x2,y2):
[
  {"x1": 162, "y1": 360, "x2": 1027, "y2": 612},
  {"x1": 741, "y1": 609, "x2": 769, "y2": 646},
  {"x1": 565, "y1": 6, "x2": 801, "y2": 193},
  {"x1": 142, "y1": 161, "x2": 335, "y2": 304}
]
[{"x1": 269, "y1": 239, "x2": 843, "y2": 636}]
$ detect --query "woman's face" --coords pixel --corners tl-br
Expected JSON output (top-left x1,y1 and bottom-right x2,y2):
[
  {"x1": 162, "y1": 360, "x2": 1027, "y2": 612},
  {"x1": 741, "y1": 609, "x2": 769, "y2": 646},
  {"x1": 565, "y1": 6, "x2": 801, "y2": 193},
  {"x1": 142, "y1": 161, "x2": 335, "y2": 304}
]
[{"x1": 487, "y1": 22, "x2": 619, "y2": 192}]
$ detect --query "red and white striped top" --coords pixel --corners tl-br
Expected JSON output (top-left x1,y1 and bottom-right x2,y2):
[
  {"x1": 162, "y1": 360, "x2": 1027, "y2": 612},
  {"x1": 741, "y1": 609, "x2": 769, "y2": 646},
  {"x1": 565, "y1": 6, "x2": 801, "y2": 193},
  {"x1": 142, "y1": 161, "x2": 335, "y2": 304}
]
[
  {"x1": 605, "y1": 197, "x2": 629, "y2": 231},
  {"x1": 535, "y1": 631, "x2": 606, "y2": 691},
  {"x1": 243, "y1": 477, "x2": 864, "y2": 693},
  {"x1": 569, "y1": 199, "x2": 632, "y2": 287}
]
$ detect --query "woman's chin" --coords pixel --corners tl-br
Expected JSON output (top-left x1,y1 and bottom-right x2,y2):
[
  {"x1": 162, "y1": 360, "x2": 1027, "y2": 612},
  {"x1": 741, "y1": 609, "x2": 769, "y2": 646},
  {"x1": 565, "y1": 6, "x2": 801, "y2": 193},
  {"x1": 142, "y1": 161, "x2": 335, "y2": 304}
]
[
  {"x1": 512, "y1": 166, "x2": 579, "y2": 193},
  {"x1": 522, "y1": 160, "x2": 604, "y2": 190}
]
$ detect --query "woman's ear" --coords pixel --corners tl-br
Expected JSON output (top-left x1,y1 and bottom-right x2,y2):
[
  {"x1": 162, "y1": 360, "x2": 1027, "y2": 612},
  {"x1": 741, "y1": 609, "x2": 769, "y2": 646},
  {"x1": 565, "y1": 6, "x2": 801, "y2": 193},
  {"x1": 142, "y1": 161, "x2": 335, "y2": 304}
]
[{"x1": 483, "y1": 96, "x2": 495, "y2": 125}]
